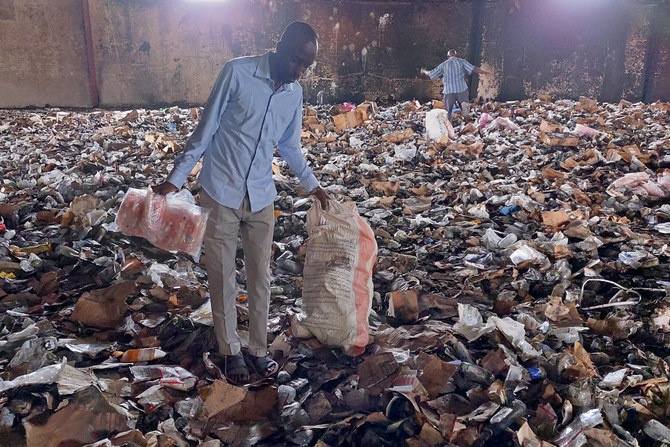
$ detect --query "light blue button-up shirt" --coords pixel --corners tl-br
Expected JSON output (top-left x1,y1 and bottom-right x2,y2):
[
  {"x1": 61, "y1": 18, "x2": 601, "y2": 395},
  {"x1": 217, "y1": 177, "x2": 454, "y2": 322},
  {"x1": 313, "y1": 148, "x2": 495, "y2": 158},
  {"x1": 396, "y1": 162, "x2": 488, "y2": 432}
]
[
  {"x1": 167, "y1": 52, "x2": 320, "y2": 212},
  {"x1": 428, "y1": 56, "x2": 475, "y2": 95}
]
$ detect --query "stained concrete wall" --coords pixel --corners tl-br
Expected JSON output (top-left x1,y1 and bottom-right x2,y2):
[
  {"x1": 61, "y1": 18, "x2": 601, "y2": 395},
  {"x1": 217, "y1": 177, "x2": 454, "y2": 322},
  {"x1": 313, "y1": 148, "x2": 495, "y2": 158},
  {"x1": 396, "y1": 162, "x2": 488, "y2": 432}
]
[
  {"x1": 86, "y1": 0, "x2": 474, "y2": 107},
  {"x1": 0, "y1": 0, "x2": 92, "y2": 107},
  {"x1": 643, "y1": 2, "x2": 670, "y2": 102},
  {"x1": 88, "y1": 0, "x2": 274, "y2": 106},
  {"x1": 481, "y1": 0, "x2": 656, "y2": 102},
  {"x1": 296, "y1": 1, "x2": 475, "y2": 104},
  {"x1": 0, "y1": 0, "x2": 668, "y2": 108}
]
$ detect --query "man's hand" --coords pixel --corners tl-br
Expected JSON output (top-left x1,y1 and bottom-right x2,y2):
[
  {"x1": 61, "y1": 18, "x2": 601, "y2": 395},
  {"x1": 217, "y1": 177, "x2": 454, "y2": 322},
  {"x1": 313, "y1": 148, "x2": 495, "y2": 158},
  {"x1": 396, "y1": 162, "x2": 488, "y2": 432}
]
[
  {"x1": 152, "y1": 182, "x2": 178, "y2": 195},
  {"x1": 311, "y1": 187, "x2": 330, "y2": 209},
  {"x1": 420, "y1": 68, "x2": 430, "y2": 77},
  {"x1": 473, "y1": 67, "x2": 494, "y2": 78}
]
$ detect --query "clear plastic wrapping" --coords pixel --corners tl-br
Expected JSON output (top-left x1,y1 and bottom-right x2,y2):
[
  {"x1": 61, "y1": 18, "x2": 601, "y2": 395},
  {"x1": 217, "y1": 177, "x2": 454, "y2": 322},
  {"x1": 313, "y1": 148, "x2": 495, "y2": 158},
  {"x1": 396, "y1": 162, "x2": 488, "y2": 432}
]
[{"x1": 115, "y1": 188, "x2": 210, "y2": 259}]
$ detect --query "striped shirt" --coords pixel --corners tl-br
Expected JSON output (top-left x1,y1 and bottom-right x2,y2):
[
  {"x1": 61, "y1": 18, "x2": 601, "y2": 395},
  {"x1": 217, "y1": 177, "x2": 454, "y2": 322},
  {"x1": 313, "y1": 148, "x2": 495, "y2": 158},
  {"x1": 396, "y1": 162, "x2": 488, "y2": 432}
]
[{"x1": 428, "y1": 56, "x2": 475, "y2": 95}]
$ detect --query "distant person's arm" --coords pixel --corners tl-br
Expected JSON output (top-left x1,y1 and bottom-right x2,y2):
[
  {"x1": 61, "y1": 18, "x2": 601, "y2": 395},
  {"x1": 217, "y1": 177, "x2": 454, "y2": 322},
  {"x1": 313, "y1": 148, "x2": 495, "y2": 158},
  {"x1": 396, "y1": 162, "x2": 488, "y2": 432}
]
[
  {"x1": 420, "y1": 64, "x2": 443, "y2": 80},
  {"x1": 473, "y1": 66, "x2": 494, "y2": 78}
]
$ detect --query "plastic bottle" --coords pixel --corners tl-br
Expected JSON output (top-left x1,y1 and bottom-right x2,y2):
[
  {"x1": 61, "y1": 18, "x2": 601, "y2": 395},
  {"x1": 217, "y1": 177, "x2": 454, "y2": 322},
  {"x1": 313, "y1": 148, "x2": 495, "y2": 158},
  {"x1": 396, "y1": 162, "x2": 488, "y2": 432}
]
[
  {"x1": 655, "y1": 222, "x2": 670, "y2": 234},
  {"x1": 120, "y1": 347, "x2": 166, "y2": 362},
  {"x1": 554, "y1": 408, "x2": 603, "y2": 447},
  {"x1": 449, "y1": 339, "x2": 474, "y2": 363},
  {"x1": 278, "y1": 385, "x2": 297, "y2": 407},
  {"x1": 643, "y1": 420, "x2": 670, "y2": 443},
  {"x1": 471, "y1": 400, "x2": 526, "y2": 447},
  {"x1": 460, "y1": 362, "x2": 494, "y2": 385}
]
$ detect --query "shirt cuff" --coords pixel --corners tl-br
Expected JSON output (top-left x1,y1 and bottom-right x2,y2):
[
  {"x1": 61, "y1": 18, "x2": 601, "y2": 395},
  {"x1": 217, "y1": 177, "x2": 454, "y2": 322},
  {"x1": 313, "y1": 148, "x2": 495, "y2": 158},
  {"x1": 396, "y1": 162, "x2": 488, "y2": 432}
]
[
  {"x1": 300, "y1": 173, "x2": 320, "y2": 193},
  {"x1": 167, "y1": 169, "x2": 188, "y2": 190}
]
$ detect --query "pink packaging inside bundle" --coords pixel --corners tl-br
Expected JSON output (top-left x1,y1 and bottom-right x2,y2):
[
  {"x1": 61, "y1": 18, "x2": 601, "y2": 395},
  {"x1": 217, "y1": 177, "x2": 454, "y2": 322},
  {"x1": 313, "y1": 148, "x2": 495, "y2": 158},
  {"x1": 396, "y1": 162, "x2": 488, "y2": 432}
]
[{"x1": 115, "y1": 188, "x2": 210, "y2": 259}]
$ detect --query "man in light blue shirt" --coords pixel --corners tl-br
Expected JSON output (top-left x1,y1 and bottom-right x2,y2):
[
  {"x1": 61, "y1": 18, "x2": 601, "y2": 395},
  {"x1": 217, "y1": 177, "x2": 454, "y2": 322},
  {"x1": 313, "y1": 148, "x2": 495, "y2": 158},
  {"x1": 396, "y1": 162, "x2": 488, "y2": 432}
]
[
  {"x1": 154, "y1": 22, "x2": 329, "y2": 384},
  {"x1": 421, "y1": 49, "x2": 493, "y2": 122}
]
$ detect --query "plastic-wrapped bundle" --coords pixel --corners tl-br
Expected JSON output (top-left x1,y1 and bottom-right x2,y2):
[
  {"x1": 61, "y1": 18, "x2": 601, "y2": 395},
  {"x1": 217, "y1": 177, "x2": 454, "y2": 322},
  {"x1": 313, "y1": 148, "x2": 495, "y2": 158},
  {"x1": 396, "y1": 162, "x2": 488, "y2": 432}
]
[
  {"x1": 573, "y1": 123, "x2": 601, "y2": 138},
  {"x1": 115, "y1": 188, "x2": 209, "y2": 258},
  {"x1": 116, "y1": 188, "x2": 146, "y2": 237},
  {"x1": 611, "y1": 172, "x2": 649, "y2": 189},
  {"x1": 609, "y1": 172, "x2": 670, "y2": 198}
]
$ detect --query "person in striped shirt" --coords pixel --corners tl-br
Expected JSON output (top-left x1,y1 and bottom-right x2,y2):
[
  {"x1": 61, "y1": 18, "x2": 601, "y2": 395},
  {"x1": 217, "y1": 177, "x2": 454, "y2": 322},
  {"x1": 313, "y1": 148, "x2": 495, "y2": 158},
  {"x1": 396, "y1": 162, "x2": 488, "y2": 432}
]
[{"x1": 421, "y1": 49, "x2": 493, "y2": 122}]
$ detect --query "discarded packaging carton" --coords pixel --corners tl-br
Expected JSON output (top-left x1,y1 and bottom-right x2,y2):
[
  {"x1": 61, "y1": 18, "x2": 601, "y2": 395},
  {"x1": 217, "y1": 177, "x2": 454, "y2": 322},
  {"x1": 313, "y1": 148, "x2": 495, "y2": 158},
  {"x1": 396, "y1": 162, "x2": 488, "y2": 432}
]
[
  {"x1": 542, "y1": 210, "x2": 570, "y2": 227},
  {"x1": 540, "y1": 132, "x2": 579, "y2": 147},
  {"x1": 23, "y1": 387, "x2": 129, "y2": 447},
  {"x1": 70, "y1": 281, "x2": 138, "y2": 329}
]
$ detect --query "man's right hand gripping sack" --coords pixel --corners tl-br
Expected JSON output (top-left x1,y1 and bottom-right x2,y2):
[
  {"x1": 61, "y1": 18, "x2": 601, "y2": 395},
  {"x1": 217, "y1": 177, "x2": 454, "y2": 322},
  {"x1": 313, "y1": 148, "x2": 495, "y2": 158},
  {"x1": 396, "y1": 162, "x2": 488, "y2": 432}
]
[{"x1": 292, "y1": 199, "x2": 377, "y2": 356}]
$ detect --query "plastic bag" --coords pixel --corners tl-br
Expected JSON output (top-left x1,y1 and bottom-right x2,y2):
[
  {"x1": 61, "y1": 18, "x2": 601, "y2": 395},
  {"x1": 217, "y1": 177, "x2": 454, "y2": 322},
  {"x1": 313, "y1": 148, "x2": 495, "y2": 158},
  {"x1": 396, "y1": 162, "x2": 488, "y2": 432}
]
[
  {"x1": 611, "y1": 172, "x2": 649, "y2": 189},
  {"x1": 453, "y1": 303, "x2": 495, "y2": 341},
  {"x1": 478, "y1": 112, "x2": 491, "y2": 128},
  {"x1": 573, "y1": 123, "x2": 601, "y2": 137},
  {"x1": 510, "y1": 244, "x2": 547, "y2": 265},
  {"x1": 425, "y1": 109, "x2": 456, "y2": 142},
  {"x1": 130, "y1": 365, "x2": 197, "y2": 391},
  {"x1": 476, "y1": 113, "x2": 522, "y2": 132},
  {"x1": 115, "y1": 188, "x2": 209, "y2": 259},
  {"x1": 487, "y1": 117, "x2": 521, "y2": 132},
  {"x1": 394, "y1": 144, "x2": 417, "y2": 162},
  {"x1": 292, "y1": 200, "x2": 377, "y2": 356},
  {"x1": 490, "y1": 316, "x2": 542, "y2": 358}
]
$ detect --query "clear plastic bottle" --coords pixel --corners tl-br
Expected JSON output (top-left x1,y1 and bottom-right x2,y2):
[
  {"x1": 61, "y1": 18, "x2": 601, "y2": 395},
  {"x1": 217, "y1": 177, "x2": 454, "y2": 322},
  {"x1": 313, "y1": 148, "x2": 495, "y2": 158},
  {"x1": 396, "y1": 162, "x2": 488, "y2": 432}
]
[
  {"x1": 460, "y1": 362, "x2": 494, "y2": 385},
  {"x1": 554, "y1": 408, "x2": 603, "y2": 447},
  {"x1": 471, "y1": 399, "x2": 526, "y2": 447},
  {"x1": 643, "y1": 420, "x2": 670, "y2": 443}
]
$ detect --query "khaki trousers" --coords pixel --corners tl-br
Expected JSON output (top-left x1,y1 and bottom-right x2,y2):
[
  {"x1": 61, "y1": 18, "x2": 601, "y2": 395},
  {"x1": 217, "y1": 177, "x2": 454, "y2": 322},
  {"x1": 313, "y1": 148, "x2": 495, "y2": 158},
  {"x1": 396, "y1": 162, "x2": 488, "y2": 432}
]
[{"x1": 200, "y1": 190, "x2": 274, "y2": 357}]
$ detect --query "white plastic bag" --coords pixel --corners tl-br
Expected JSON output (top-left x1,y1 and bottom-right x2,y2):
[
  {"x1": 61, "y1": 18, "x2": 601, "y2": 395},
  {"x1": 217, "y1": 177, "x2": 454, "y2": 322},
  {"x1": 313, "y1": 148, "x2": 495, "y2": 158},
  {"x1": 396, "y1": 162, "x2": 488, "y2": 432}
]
[
  {"x1": 425, "y1": 109, "x2": 456, "y2": 142},
  {"x1": 292, "y1": 200, "x2": 377, "y2": 356},
  {"x1": 453, "y1": 304, "x2": 495, "y2": 341}
]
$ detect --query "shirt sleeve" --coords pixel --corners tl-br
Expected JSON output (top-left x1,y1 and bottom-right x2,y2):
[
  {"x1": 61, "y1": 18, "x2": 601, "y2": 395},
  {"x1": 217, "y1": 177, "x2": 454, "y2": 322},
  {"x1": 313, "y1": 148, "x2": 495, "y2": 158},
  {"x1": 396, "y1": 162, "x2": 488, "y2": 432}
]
[
  {"x1": 462, "y1": 59, "x2": 475, "y2": 75},
  {"x1": 427, "y1": 62, "x2": 443, "y2": 80},
  {"x1": 167, "y1": 62, "x2": 235, "y2": 188},
  {"x1": 277, "y1": 100, "x2": 320, "y2": 193}
]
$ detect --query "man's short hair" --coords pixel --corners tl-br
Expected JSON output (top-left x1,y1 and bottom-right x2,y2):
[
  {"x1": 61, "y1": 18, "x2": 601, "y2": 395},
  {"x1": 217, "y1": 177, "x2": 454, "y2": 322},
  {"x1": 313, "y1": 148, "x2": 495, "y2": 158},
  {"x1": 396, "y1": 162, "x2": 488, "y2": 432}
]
[
  {"x1": 281, "y1": 21, "x2": 318, "y2": 45},
  {"x1": 448, "y1": 49, "x2": 458, "y2": 57}
]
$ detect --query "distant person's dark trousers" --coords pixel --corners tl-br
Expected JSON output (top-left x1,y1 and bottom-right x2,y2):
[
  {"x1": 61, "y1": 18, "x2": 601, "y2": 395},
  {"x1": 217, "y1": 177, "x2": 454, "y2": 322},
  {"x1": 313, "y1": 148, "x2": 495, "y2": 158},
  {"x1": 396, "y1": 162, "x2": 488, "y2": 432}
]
[{"x1": 444, "y1": 90, "x2": 470, "y2": 121}]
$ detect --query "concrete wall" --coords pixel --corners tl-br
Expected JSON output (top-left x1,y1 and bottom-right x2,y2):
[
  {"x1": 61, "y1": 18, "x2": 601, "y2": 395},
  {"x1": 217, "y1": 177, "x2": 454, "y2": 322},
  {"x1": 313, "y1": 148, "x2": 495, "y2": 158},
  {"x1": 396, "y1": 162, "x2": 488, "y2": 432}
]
[
  {"x1": 481, "y1": 0, "x2": 656, "y2": 102},
  {"x1": 643, "y1": 1, "x2": 670, "y2": 102},
  {"x1": 296, "y1": 1, "x2": 475, "y2": 104},
  {"x1": 0, "y1": 0, "x2": 668, "y2": 108},
  {"x1": 0, "y1": 0, "x2": 92, "y2": 107},
  {"x1": 88, "y1": 0, "x2": 273, "y2": 106}
]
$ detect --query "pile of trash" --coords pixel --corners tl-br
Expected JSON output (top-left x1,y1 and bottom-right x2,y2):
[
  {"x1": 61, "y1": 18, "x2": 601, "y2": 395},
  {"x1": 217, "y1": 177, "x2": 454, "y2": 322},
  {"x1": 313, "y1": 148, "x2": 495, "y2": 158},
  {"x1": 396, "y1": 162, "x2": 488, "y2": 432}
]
[{"x1": 0, "y1": 95, "x2": 669, "y2": 446}]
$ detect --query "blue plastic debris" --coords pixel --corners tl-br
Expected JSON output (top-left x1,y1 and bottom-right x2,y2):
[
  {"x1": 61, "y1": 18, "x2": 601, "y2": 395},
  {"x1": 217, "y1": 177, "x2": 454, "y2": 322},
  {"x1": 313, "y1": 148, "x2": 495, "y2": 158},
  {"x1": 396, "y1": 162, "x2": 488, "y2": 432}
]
[
  {"x1": 500, "y1": 205, "x2": 521, "y2": 216},
  {"x1": 527, "y1": 367, "x2": 545, "y2": 382}
]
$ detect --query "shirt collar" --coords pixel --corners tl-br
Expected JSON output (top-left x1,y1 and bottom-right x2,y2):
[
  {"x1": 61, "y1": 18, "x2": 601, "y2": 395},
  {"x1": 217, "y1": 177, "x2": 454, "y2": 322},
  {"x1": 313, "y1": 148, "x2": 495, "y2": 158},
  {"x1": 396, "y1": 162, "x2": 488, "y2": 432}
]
[{"x1": 254, "y1": 52, "x2": 295, "y2": 92}]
